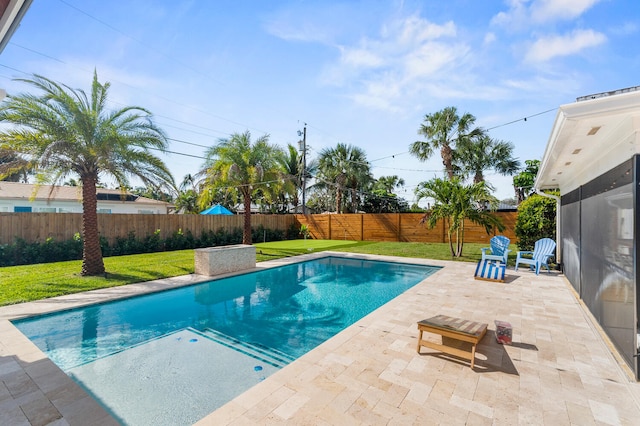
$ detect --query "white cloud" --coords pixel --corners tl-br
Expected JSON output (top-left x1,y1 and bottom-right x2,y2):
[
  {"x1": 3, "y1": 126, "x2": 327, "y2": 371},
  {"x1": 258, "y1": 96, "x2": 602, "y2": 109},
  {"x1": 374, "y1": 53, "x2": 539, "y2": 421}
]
[
  {"x1": 340, "y1": 47, "x2": 385, "y2": 68},
  {"x1": 484, "y1": 32, "x2": 497, "y2": 45},
  {"x1": 403, "y1": 42, "x2": 465, "y2": 80},
  {"x1": 321, "y1": 15, "x2": 468, "y2": 111},
  {"x1": 491, "y1": 0, "x2": 529, "y2": 29},
  {"x1": 610, "y1": 21, "x2": 639, "y2": 36},
  {"x1": 525, "y1": 29, "x2": 607, "y2": 62},
  {"x1": 531, "y1": 0, "x2": 601, "y2": 23},
  {"x1": 492, "y1": 0, "x2": 603, "y2": 29}
]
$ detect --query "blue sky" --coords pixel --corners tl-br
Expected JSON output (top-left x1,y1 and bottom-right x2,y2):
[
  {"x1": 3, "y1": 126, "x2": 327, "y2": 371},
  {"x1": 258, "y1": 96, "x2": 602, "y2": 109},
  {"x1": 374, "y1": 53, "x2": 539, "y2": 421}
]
[{"x1": 1, "y1": 0, "x2": 638, "y2": 204}]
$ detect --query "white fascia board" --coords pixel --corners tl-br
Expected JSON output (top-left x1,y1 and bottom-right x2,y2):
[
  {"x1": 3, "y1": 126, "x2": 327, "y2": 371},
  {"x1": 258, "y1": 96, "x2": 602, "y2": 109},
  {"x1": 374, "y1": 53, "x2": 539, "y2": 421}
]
[
  {"x1": 535, "y1": 91, "x2": 640, "y2": 193},
  {"x1": 0, "y1": 0, "x2": 32, "y2": 54}
]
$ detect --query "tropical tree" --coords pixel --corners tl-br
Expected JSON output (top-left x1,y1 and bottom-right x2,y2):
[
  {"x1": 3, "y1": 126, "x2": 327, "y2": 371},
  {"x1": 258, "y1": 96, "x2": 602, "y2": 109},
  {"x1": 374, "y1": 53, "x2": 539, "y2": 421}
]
[
  {"x1": 174, "y1": 189, "x2": 199, "y2": 214},
  {"x1": 454, "y1": 134, "x2": 520, "y2": 185},
  {"x1": 0, "y1": 148, "x2": 30, "y2": 182},
  {"x1": 410, "y1": 106, "x2": 483, "y2": 180},
  {"x1": 316, "y1": 143, "x2": 372, "y2": 213},
  {"x1": 415, "y1": 177, "x2": 504, "y2": 257},
  {"x1": 362, "y1": 175, "x2": 408, "y2": 213},
  {"x1": 200, "y1": 131, "x2": 284, "y2": 244},
  {"x1": 130, "y1": 185, "x2": 173, "y2": 201},
  {"x1": 0, "y1": 71, "x2": 174, "y2": 275},
  {"x1": 374, "y1": 175, "x2": 405, "y2": 194},
  {"x1": 513, "y1": 159, "x2": 540, "y2": 204},
  {"x1": 277, "y1": 143, "x2": 318, "y2": 213},
  {"x1": 170, "y1": 174, "x2": 199, "y2": 214}
]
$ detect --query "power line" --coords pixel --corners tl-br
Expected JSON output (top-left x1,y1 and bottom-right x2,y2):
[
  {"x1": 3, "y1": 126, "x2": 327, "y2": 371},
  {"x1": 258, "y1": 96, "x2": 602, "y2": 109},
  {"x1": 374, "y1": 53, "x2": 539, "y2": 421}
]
[
  {"x1": 56, "y1": 0, "x2": 225, "y2": 86},
  {"x1": 485, "y1": 108, "x2": 557, "y2": 131},
  {"x1": 7, "y1": 39, "x2": 267, "y2": 135}
]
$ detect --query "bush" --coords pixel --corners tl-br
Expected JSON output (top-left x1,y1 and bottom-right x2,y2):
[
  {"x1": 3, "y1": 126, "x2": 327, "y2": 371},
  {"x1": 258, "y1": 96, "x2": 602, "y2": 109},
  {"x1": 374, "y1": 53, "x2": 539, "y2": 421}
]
[
  {"x1": 515, "y1": 193, "x2": 557, "y2": 251},
  {"x1": 0, "y1": 225, "x2": 286, "y2": 266}
]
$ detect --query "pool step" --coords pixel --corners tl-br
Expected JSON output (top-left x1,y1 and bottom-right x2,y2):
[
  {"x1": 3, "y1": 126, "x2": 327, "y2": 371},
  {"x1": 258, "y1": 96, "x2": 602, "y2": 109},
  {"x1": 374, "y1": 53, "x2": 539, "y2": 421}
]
[{"x1": 197, "y1": 328, "x2": 296, "y2": 368}]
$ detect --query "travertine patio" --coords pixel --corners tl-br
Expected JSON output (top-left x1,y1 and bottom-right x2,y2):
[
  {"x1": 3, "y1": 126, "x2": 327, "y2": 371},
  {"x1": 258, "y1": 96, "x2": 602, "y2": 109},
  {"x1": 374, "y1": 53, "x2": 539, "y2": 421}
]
[{"x1": 2, "y1": 252, "x2": 640, "y2": 425}]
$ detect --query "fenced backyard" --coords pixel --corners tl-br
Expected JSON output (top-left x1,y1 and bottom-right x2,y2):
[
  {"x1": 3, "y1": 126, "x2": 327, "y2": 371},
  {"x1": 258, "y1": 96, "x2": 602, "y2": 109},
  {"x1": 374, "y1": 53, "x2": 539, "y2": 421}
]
[{"x1": 0, "y1": 211, "x2": 517, "y2": 245}]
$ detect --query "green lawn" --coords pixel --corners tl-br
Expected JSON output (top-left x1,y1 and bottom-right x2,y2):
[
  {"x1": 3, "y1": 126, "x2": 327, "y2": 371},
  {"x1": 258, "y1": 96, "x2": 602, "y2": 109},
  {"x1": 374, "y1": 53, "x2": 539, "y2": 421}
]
[{"x1": 0, "y1": 240, "x2": 516, "y2": 307}]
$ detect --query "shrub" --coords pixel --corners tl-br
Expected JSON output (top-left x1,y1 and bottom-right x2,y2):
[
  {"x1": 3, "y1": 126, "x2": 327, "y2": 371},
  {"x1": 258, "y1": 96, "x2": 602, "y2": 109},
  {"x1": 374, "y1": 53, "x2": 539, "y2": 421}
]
[
  {"x1": 515, "y1": 193, "x2": 557, "y2": 251},
  {"x1": 0, "y1": 225, "x2": 287, "y2": 266}
]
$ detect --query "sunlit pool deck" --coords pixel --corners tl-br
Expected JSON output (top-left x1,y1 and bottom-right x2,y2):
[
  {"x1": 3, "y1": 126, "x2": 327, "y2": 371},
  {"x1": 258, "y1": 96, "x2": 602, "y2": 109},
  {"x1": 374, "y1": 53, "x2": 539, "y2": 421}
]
[{"x1": 2, "y1": 251, "x2": 640, "y2": 425}]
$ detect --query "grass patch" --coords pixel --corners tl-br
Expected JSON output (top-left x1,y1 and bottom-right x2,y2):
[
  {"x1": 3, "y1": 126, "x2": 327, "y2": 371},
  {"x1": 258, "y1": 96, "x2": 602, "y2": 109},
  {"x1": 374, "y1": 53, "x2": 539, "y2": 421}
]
[
  {"x1": 0, "y1": 239, "x2": 515, "y2": 307},
  {"x1": 0, "y1": 251, "x2": 195, "y2": 306}
]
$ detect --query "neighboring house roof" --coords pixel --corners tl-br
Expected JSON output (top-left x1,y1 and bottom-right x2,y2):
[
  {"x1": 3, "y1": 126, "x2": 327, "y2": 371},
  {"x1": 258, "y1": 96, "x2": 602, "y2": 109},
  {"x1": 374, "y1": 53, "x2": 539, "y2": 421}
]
[
  {"x1": 0, "y1": 0, "x2": 32, "y2": 54},
  {"x1": 536, "y1": 87, "x2": 640, "y2": 193},
  {"x1": 0, "y1": 181, "x2": 171, "y2": 206}
]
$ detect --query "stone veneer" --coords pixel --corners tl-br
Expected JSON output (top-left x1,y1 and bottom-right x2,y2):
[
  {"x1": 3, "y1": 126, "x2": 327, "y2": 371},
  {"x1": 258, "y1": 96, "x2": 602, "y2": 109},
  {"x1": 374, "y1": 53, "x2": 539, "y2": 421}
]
[{"x1": 194, "y1": 244, "x2": 256, "y2": 276}]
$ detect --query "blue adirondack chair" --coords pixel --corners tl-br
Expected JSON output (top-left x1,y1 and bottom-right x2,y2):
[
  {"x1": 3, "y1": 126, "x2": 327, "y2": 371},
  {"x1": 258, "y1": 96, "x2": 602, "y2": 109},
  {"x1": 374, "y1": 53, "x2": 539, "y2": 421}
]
[
  {"x1": 515, "y1": 238, "x2": 556, "y2": 275},
  {"x1": 481, "y1": 235, "x2": 511, "y2": 264}
]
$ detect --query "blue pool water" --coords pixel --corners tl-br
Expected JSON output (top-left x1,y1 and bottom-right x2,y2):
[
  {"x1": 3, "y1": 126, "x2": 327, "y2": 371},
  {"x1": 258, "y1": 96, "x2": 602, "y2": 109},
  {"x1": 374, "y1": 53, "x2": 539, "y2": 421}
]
[{"x1": 13, "y1": 256, "x2": 439, "y2": 425}]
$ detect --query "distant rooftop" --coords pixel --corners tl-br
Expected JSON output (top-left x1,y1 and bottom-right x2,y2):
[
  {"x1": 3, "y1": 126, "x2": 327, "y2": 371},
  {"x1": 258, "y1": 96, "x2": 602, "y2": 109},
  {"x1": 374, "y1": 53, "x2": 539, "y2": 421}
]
[{"x1": 576, "y1": 85, "x2": 640, "y2": 102}]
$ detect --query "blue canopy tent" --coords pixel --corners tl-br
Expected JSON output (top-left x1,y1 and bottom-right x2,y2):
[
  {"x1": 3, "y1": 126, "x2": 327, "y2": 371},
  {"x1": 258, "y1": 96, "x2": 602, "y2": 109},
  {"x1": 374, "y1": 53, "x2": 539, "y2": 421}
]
[{"x1": 200, "y1": 204, "x2": 233, "y2": 215}]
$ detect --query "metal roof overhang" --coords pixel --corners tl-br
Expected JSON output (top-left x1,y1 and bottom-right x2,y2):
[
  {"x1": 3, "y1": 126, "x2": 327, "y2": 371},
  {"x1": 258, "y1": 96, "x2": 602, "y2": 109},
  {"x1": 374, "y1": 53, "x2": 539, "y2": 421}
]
[{"x1": 535, "y1": 90, "x2": 640, "y2": 195}]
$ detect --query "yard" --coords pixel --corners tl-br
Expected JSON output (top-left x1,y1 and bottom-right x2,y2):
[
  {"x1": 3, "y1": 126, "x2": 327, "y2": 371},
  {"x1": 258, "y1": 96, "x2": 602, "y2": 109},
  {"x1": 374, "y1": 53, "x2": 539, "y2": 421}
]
[{"x1": 0, "y1": 240, "x2": 515, "y2": 306}]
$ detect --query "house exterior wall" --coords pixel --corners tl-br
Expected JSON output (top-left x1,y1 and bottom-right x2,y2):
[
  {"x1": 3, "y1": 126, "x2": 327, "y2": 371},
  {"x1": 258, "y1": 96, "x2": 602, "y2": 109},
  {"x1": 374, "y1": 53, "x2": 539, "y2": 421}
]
[
  {"x1": 561, "y1": 188, "x2": 581, "y2": 294},
  {"x1": 560, "y1": 157, "x2": 637, "y2": 377},
  {"x1": 0, "y1": 198, "x2": 168, "y2": 214}
]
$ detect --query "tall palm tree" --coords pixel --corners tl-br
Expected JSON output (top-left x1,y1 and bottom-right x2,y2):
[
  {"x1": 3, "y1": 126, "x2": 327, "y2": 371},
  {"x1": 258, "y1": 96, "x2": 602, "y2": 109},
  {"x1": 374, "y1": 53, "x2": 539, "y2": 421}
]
[
  {"x1": 454, "y1": 134, "x2": 520, "y2": 184},
  {"x1": 200, "y1": 131, "x2": 283, "y2": 244},
  {"x1": 410, "y1": 106, "x2": 483, "y2": 180},
  {"x1": 415, "y1": 177, "x2": 504, "y2": 257},
  {"x1": 277, "y1": 144, "x2": 303, "y2": 211},
  {"x1": 0, "y1": 71, "x2": 173, "y2": 276},
  {"x1": 316, "y1": 143, "x2": 372, "y2": 213}
]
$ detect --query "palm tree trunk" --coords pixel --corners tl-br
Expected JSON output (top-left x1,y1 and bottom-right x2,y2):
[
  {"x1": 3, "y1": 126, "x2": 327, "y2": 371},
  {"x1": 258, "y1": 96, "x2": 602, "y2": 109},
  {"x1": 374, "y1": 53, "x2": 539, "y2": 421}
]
[
  {"x1": 242, "y1": 192, "x2": 252, "y2": 245},
  {"x1": 474, "y1": 171, "x2": 484, "y2": 184},
  {"x1": 335, "y1": 188, "x2": 342, "y2": 214},
  {"x1": 446, "y1": 219, "x2": 455, "y2": 256},
  {"x1": 80, "y1": 174, "x2": 105, "y2": 276},
  {"x1": 441, "y1": 145, "x2": 454, "y2": 180}
]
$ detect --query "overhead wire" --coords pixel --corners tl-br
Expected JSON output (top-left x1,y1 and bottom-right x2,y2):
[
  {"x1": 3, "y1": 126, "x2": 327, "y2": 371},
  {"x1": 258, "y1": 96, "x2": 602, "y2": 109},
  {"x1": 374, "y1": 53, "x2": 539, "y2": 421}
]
[{"x1": 1, "y1": 1, "x2": 559, "y2": 198}]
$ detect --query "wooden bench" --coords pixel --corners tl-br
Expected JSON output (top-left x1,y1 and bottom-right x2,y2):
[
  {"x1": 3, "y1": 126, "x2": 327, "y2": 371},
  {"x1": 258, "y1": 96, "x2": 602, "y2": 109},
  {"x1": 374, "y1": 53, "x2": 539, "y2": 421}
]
[{"x1": 416, "y1": 315, "x2": 488, "y2": 369}]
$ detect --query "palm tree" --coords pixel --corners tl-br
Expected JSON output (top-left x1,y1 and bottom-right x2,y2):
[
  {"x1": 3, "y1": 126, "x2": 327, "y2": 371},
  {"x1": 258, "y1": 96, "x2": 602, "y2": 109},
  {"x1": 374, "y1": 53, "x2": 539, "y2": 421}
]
[
  {"x1": 374, "y1": 175, "x2": 405, "y2": 194},
  {"x1": 316, "y1": 143, "x2": 372, "y2": 213},
  {"x1": 410, "y1": 106, "x2": 483, "y2": 180},
  {"x1": 200, "y1": 131, "x2": 283, "y2": 244},
  {"x1": 277, "y1": 144, "x2": 304, "y2": 211},
  {"x1": 364, "y1": 175, "x2": 407, "y2": 213},
  {"x1": 454, "y1": 134, "x2": 520, "y2": 185},
  {"x1": 174, "y1": 189, "x2": 199, "y2": 214},
  {"x1": 0, "y1": 71, "x2": 173, "y2": 275},
  {"x1": 415, "y1": 177, "x2": 504, "y2": 257},
  {"x1": 0, "y1": 148, "x2": 30, "y2": 182}
]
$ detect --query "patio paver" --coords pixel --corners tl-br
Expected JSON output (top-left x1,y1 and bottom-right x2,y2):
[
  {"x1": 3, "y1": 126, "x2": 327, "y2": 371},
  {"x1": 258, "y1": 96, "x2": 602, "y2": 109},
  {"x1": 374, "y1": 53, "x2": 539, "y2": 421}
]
[{"x1": 1, "y1": 252, "x2": 640, "y2": 425}]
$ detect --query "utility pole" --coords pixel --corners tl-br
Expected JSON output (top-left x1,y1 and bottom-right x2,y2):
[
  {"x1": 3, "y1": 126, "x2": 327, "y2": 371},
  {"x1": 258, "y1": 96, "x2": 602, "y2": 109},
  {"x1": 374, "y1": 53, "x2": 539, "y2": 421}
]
[{"x1": 298, "y1": 124, "x2": 307, "y2": 214}]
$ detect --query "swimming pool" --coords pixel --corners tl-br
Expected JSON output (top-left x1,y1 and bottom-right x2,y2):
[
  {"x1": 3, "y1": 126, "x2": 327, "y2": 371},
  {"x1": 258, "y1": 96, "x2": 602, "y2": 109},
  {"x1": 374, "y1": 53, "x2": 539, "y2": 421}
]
[{"x1": 13, "y1": 255, "x2": 439, "y2": 425}]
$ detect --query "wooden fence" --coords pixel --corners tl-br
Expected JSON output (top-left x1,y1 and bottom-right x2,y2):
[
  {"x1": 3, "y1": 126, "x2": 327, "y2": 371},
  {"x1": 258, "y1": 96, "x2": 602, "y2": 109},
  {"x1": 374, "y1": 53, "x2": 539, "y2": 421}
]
[
  {"x1": 0, "y1": 213, "x2": 296, "y2": 245},
  {"x1": 0, "y1": 211, "x2": 517, "y2": 245},
  {"x1": 295, "y1": 212, "x2": 517, "y2": 244}
]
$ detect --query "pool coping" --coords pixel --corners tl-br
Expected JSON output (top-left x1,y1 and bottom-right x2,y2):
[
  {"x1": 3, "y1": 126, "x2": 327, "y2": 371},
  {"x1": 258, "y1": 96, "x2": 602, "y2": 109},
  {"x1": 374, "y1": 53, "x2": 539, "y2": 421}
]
[
  {"x1": 4, "y1": 250, "x2": 640, "y2": 425},
  {"x1": 0, "y1": 250, "x2": 443, "y2": 425}
]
